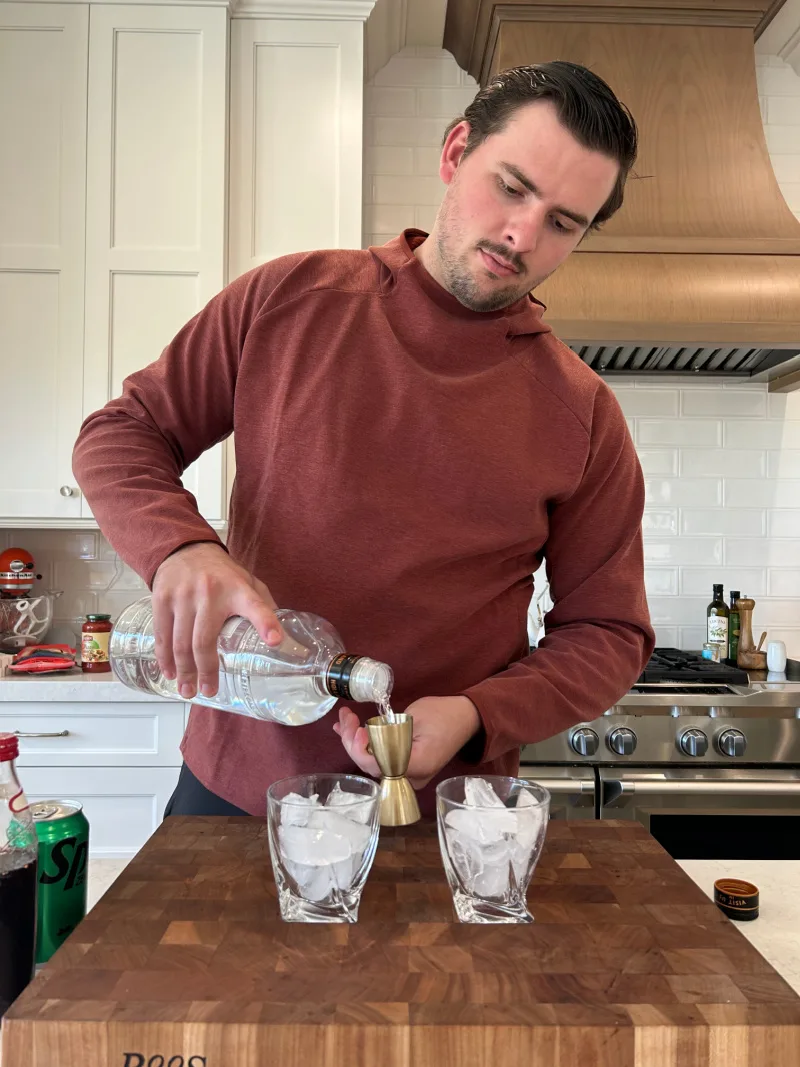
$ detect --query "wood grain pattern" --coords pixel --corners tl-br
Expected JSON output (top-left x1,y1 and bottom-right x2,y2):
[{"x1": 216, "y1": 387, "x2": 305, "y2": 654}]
[
  {"x1": 443, "y1": 0, "x2": 786, "y2": 84},
  {"x1": 3, "y1": 819, "x2": 800, "y2": 1067}
]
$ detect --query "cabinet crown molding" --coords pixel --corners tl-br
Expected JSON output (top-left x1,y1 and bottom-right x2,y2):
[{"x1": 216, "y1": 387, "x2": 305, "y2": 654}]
[{"x1": 230, "y1": 0, "x2": 377, "y2": 17}]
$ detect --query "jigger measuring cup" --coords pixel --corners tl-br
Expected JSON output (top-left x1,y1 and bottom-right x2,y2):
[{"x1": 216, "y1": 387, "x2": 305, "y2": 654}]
[{"x1": 366, "y1": 714, "x2": 421, "y2": 826}]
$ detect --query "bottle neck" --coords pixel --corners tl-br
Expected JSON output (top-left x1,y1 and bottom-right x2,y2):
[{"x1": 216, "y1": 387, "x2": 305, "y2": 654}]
[
  {"x1": 0, "y1": 757, "x2": 23, "y2": 798},
  {"x1": 325, "y1": 655, "x2": 393, "y2": 704}
]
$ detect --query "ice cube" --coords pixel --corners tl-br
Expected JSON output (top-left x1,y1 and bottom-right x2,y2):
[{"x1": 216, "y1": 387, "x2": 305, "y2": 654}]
[
  {"x1": 308, "y1": 807, "x2": 372, "y2": 855},
  {"x1": 278, "y1": 824, "x2": 353, "y2": 903},
  {"x1": 280, "y1": 792, "x2": 320, "y2": 827},
  {"x1": 464, "y1": 777, "x2": 505, "y2": 808},
  {"x1": 325, "y1": 782, "x2": 374, "y2": 825},
  {"x1": 444, "y1": 807, "x2": 516, "y2": 899}
]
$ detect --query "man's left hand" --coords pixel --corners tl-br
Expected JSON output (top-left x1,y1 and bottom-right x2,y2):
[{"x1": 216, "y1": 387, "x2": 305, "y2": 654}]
[{"x1": 333, "y1": 695, "x2": 482, "y2": 790}]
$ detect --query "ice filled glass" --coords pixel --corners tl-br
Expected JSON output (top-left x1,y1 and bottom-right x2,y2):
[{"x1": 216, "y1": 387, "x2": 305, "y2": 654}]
[
  {"x1": 267, "y1": 773, "x2": 380, "y2": 923},
  {"x1": 436, "y1": 775, "x2": 550, "y2": 924}
]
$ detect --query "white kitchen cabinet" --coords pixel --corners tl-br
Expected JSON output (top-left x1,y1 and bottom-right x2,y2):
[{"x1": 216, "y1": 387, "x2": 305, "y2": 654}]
[
  {"x1": 24, "y1": 767, "x2": 181, "y2": 859},
  {"x1": 0, "y1": 695, "x2": 188, "y2": 857},
  {"x1": 0, "y1": 3, "x2": 88, "y2": 520},
  {"x1": 2, "y1": 0, "x2": 373, "y2": 528},
  {"x1": 82, "y1": 4, "x2": 229, "y2": 523},
  {"x1": 228, "y1": 17, "x2": 364, "y2": 281}
]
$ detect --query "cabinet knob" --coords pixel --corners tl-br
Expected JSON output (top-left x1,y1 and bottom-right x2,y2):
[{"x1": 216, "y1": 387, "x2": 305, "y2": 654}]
[{"x1": 59, "y1": 485, "x2": 78, "y2": 498}]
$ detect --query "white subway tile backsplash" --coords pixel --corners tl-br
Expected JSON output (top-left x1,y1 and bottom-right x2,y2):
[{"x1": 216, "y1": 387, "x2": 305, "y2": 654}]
[
  {"x1": 366, "y1": 146, "x2": 415, "y2": 175},
  {"x1": 768, "y1": 392, "x2": 800, "y2": 419},
  {"x1": 680, "y1": 569, "x2": 767, "y2": 597},
  {"x1": 645, "y1": 478, "x2": 723, "y2": 506},
  {"x1": 681, "y1": 509, "x2": 765, "y2": 537},
  {"x1": 373, "y1": 56, "x2": 463, "y2": 87},
  {"x1": 758, "y1": 64, "x2": 800, "y2": 95},
  {"x1": 644, "y1": 539, "x2": 723, "y2": 565},
  {"x1": 766, "y1": 125, "x2": 800, "y2": 153},
  {"x1": 638, "y1": 420, "x2": 721, "y2": 447},
  {"x1": 747, "y1": 600, "x2": 800, "y2": 625},
  {"x1": 725, "y1": 479, "x2": 800, "y2": 508},
  {"x1": 414, "y1": 204, "x2": 438, "y2": 230},
  {"x1": 767, "y1": 450, "x2": 800, "y2": 478},
  {"x1": 365, "y1": 204, "x2": 416, "y2": 233},
  {"x1": 637, "y1": 450, "x2": 679, "y2": 475},
  {"x1": 642, "y1": 509, "x2": 678, "y2": 534},
  {"x1": 682, "y1": 389, "x2": 767, "y2": 417},
  {"x1": 644, "y1": 568, "x2": 678, "y2": 596},
  {"x1": 680, "y1": 450, "x2": 765, "y2": 477},
  {"x1": 771, "y1": 570, "x2": 800, "y2": 596},
  {"x1": 770, "y1": 154, "x2": 800, "y2": 183},
  {"x1": 365, "y1": 87, "x2": 417, "y2": 117},
  {"x1": 769, "y1": 96, "x2": 800, "y2": 125},
  {"x1": 725, "y1": 420, "x2": 800, "y2": 449},
  {"x1": 414, "y1": 146, "x2": 443, "y2": 173},
  {"x1": 53, "y1": 559, "x2": 120, "y2": 592},
  {"x1": 680, "y1": 627, "x2": 709, "y2": 651},
  {"x1": 372, "y1": 117, "x2": 444, "y2": 146},
  {"x1": 647, "y1": 597, "x2": 710, "y2": 625},
  {"x1": 767, "y1": 510, "x2": 800, "y2": 537},
  {"x1": 416, "y1": 86, "x2": 479, "y2": 116},
  {"x1": 612, "y1": 388, "x2": 679, "y2": 417},
  {"x1": 726, "y1": 539, "x2": 800, "y2": 566},
  {"x1": 373, "y1": 175, "x2": 442, "y2": 205}
]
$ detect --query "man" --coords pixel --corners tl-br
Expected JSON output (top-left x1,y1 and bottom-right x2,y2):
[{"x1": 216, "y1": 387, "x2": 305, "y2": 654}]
[{"x1": 73, "y1": 61, "x2": 654, "y2": 817}]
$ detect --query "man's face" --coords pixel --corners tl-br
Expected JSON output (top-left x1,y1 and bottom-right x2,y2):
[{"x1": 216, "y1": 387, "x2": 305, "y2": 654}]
[{"x1": 429, "y1": 100, "x2": 620, "y2": 312}]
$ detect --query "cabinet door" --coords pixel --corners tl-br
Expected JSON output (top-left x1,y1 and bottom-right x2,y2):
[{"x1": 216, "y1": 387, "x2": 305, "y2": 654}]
[
  {"x1": 228, "y1": 18, "x2": 364, "y2": 281},
  {"x1": 82, "y1": 5, "x2": 229, "y2": 524},
  {"x1": 0, "y1": 3, "x2": 88, "y2": 520},
  {"x1": 23, "y1": 766, "x2": 181, "y2": 858}
]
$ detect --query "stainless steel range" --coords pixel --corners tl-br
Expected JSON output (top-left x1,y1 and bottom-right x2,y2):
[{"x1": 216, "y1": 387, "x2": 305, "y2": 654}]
[{"x1": 519, "y1": 648, "x2": 800, "y2": 859}]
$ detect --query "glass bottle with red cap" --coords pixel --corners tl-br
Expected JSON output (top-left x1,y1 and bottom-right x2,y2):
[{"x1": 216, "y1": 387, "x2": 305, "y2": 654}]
[{"x1": 0, "y1": 733, "x2": 38, "y2": 1017}]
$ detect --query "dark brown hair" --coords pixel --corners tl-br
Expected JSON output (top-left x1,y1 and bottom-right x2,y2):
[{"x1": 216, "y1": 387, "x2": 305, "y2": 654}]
[{"x1": 443, "y1": 61, "x2": 638, "y2": 229}]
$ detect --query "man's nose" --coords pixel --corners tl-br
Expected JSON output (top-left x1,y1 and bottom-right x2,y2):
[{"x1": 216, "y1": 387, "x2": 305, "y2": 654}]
[{"x1": 503, "y1": 205, "x2": 547, "y2": 258}]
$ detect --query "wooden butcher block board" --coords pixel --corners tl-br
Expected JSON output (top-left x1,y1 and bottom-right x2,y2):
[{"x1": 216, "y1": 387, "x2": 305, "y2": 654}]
[{"x1": 3, "y1": 817, "x2": 799, "y2": 1067}]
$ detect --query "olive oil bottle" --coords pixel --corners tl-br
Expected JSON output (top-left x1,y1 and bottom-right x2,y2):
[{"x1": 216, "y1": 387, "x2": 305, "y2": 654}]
[
  {"x1": 728, "y1": 589, "x2": 741, "y2": 663},
  {"x1": 706, "y1": 584, "x2": 729, "y2": 649}
]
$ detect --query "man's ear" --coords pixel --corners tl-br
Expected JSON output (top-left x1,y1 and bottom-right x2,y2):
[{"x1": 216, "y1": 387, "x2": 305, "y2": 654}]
[{"x1": 440, "y1": 120, "x2": 470, "y2": 185}]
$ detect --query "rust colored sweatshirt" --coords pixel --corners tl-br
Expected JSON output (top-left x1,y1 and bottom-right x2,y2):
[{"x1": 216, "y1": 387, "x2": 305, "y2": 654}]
[{"x1": 73, "y1": 230, "x2": 654, "y2": 815}]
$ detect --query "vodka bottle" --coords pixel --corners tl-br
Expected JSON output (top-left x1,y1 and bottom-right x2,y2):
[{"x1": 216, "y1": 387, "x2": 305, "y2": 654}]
[{"x1": 109, "y1": 596, "x2": 393, "y2": 726}]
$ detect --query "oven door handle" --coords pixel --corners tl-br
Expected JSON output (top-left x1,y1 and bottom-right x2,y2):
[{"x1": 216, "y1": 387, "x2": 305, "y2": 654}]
[
  {"x1": 610, "y1": 779, "x2": 800, "y2": 797},
  {"x1": 517, "y1": 775, "x2": 595, "y2": 795}
]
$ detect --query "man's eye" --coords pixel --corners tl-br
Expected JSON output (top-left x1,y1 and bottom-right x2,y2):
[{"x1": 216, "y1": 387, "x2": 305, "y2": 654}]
[
  {"x1": 497, "y1": 178, "x2": 522, "y2": 198},
  {"x1": 551, "y1": 217, "x2": 573, "y2": 234}
]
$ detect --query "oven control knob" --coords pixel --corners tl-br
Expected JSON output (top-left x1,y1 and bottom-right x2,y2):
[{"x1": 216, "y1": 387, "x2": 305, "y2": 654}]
[
  {"x1": 679, "y1": 729, "x2": 708, "y2": 757},
  {"x1": 718, "y1": 729, "x2": 747, "y2": 758},
  {"x1": 608, "y1": 727, "x2": 637, "y2": 756},
  {"x1": 570, "y1": 728, "x2": 599, "y2": 757}
]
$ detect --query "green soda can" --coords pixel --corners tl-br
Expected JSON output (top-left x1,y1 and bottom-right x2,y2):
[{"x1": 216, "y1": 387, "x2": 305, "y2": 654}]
[{"x1": 31, "y1": 800, "x2": 89, "y2": 964}]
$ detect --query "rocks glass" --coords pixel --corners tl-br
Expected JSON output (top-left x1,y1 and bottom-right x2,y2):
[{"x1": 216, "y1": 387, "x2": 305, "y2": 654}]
[
  {"x1": 267, "y1": 773, "x2": 380, "y2": 923},
  {"x1": 436, "y1": 775, "x2": 550, "y2": 923}
]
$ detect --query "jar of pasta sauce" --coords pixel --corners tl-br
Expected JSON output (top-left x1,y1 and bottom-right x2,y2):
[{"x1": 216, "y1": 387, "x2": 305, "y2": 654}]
[{"x1": 81, "y1": 614, "x2": 112, "y2": 673}]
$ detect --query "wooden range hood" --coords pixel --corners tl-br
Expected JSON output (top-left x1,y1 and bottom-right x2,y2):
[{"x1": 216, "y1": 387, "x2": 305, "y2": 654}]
[{"x1": 444, "y1": 0, "x2": 800, "y2": 388}]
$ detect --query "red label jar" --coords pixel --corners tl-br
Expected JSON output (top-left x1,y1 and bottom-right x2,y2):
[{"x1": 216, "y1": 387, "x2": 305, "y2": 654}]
[{"x1": 81, "y1": 614, "x2": 112, "y2": 673}]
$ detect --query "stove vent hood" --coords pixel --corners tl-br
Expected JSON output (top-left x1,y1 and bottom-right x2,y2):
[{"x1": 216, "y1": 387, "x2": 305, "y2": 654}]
[{"x1": 444, "y1": 0, "x2": 800, "y2": 390}]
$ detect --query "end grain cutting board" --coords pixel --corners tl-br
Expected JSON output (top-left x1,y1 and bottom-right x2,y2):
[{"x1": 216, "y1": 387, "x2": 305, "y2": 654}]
[{"x1": 2, "y1": 818, "x2": 800, "y2": 1067}]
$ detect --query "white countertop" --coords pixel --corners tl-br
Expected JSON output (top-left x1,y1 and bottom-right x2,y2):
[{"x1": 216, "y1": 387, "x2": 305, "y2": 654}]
[
  {"x1": 678, "y1": 859, "x2": 800, "y2": 995},
  {"x1": 0, "y1": 671, "x2": 163, "y2": 702}
]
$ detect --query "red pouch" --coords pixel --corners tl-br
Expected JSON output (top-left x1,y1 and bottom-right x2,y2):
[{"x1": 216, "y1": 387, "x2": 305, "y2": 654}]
[{"x1": 10, "y1": 645, "x2": 77, "y2": 673}]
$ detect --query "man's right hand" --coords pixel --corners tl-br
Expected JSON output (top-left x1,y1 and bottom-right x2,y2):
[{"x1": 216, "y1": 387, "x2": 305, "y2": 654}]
[{"x1": 151, "y1": 542, "x2": 282, "y2": 701}]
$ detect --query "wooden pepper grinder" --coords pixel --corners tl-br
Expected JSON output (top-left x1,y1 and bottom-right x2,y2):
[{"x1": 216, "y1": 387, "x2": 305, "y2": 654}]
[{"x1": 736, "y1": 598, "x2": 767, "y2": 670}]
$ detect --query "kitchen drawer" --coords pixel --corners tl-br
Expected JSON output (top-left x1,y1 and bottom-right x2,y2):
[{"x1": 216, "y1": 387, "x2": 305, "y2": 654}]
[
  {"x1": 23, "y1": 765, "x2": 181, "y2": 858},
  {"x1": 0, "y1": 702, "x2": 185, "y2": 767}
]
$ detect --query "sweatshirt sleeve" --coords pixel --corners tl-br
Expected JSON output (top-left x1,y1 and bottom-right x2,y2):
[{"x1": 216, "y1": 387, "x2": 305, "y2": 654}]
[
  {"x1": 72, "y1": 265, "x2": 274, "y2": 587},
  {"x1": 460, "y1": 384, "x2": 655, "y2": 762}
]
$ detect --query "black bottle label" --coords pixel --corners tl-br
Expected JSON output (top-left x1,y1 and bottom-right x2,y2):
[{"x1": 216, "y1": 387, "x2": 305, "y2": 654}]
[{"x1": 326, "y1": 654, "x2": 361, "y2": 700}]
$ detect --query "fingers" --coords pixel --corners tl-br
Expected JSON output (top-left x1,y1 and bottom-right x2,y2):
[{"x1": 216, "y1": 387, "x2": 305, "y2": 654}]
[
  {"x1": 152, "y1": 601, "x2": 176, "y2": 682},
  {"x1": 335, "y1": 707, "x2": 381, "y2": 778},
  {"x1": 172, "y1": 607, "x2": 200, "y2": 699},
  {"x1": 192, "y1": 607, "x2": 228, "y2": 698},
  {"x1": 237, "y1": 588, "x2": 283, "y2": 647}
]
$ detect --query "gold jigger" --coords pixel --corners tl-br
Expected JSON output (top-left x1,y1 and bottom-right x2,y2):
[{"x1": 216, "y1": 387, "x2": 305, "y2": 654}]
[{"x1": 366, "y1": 714, "x2": 421, "y2": 827}]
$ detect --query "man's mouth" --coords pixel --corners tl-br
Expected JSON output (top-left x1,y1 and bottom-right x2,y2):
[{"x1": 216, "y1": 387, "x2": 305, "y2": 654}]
[{"x1": 478, "y1": 248, "x2": 519, "y2": 278}]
